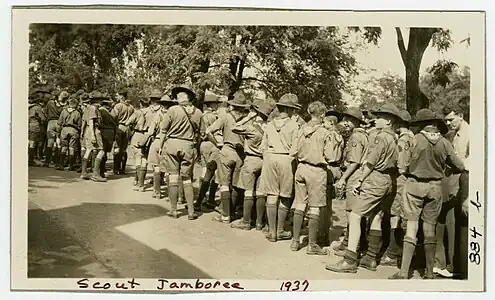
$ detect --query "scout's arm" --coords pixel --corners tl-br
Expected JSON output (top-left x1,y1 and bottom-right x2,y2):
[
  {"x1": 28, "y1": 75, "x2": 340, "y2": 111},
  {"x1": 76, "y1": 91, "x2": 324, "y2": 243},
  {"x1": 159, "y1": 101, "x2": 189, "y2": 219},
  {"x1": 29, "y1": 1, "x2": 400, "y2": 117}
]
[
  {"x1": 445, "y1": 139, "x2": 465, "y2": 174},
  {"x1": 205, "y1": 117, "x2": 223, "y2": 148},
  {"x1": 236, "y1": 111, "x2": 257, "y2": 127},
  {"x1": 158, "y1": 109, "x2": 173, "y2": 150}
]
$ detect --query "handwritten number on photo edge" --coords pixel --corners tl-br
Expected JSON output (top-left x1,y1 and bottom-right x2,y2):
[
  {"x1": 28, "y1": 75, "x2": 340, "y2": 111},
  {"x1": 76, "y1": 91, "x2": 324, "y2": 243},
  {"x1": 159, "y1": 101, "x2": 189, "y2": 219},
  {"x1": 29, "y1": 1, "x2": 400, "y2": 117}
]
[
  {"x1": 469, "y1": 241, "x2": 481, "y2": 265},
  {"x1": 470, "y1": 191, "x2": 481, "y2": 213},
  {"x1": 280, "y1": 280, "x2": 309, "y2": 291}
]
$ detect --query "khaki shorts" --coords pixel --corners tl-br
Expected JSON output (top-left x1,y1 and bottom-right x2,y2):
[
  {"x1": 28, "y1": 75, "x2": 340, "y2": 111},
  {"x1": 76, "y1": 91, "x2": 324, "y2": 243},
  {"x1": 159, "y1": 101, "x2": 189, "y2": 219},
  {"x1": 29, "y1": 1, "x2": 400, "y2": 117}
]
[
  {"x1": 259, "y1": 153, "x2": 295, "y2": 198},
  {"x1": 129, "y1": 132, "x2": 146, "y2": 163},
  {"x1": 235, "y1": 155, "x2": 263, "y2": 192},
  {"x1": 390, "y1": 174, "x2": 406, "y2": 216},
  {"x1": 46, "y1": 120, "x2": 59, "y2": 141},
  {"x1": 199, "y1": 141, "x2": 220, "y2": 166},
  {"x1": 147, "y1": 138, "x2": 161, "y2": 166},
  {"x1": 84, "y1": 127, "x2": 103, "y2": 151},
  {"x1": 293, "y1": 163, "x2": 327, "y2": 208},
  {"x1": 215, "y1": 146, "x2": 244, "y2": 187},
  {"x1": 352, "y1": 170, "x2": 393, "y2": 217},
  {"x1": 345, "y1": 167, "x2": 363, "y2": 211},
  {"x1": 402, "y1": 177, "x2": 443, "y2": 224},
  {"x1": 162, "y1": 138, "x2": 197, "y2": 179},
  {"x1": 101, "y1": 128, "x2": 115, "y2": 153},
  {"x1": 60, "y1": 126, "x2": 79, "y2": 149},
  {"x1": 115, "y1": 124, "x2": 130, "y2": 151}
]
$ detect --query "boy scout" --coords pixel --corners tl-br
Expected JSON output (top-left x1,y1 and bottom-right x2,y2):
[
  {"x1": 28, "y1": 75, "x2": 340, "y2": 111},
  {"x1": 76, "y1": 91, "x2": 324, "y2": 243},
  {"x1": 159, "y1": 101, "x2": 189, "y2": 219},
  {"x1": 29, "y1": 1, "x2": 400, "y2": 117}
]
[
  {"x1": 28, "y1": 88, "x2": 48, "y2": 166},
  {"x1": 135, "y1": 90, "x2": 164, "y2": 192},
  {"x1": 80, "y1": 91, "x2": 107, "y2": 182},
  {"x1": 56, "y1": 96, "x2": 82, "y2": 171},
  {"x1": 130, "y1": 95, "x2": 155, "y2": 191},
  {"x1": 381, "y1": 110, "x2": 413, "y2": 267},
  {"x1": 99, "y1": 98, "x2": 118, "y2": 178},
  {"x1": 194, "y1": 92, "x2": 223, "y2": 211},
  {"x1": 290, "y1": 101, "x2": 342, "y2": 255},
  {"x1": 158, "y1": 85, "x2": 204, "y2": 220},
  {"x1": 112, "y1": 89, "x2": 135, "y2": 174},
  {"x1": 43, "y1": 90, "x2": 68, "y2": 167},
  {"x1": 327, "y1": 103, "x2": 401, "y2": 273},
  {"x1": 389, "y1": 109, "x2": 465, "y2": 280},
  {"x1": 144, "y1": 90, "x2": 169, "y2": 198},
  {"x1": 259, "y1": 93, "x2": 300, "y2": 242},
  {"x1": 332, "y1": 107, "x2": 368, "y2": 254},
  {"x1": 207, "y1": 91, "x2": 250, "y2": 224},
  {"x1": 230, "y1": 99, "x2": 276, "y2": 231},
  {"x1": 126, "y1": 98, "x2": 147, "y2": 185}
]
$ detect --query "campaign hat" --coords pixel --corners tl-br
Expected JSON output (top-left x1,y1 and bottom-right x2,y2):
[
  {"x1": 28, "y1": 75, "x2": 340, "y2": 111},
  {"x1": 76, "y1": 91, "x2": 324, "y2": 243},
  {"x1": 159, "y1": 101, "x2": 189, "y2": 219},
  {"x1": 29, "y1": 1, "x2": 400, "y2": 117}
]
[{"x1": 276, "y1": 93, "x2": 300, "y2": 109}]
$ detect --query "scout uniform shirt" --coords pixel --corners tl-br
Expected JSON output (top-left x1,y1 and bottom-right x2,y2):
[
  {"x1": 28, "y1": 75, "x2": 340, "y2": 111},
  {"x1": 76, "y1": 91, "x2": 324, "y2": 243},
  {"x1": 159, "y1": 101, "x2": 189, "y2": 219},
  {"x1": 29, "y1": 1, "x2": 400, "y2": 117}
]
[
  {"x1": 146, "y1": 108, "x2": 166, "y2": 166},
  {"x1": 365, "y1": 127, "x2": 398, "y2": 173},
  {"x1": 207, "y1": 111, "x2": 244, "y2": 151},
  {"x1": 261, "y1": 117, "x2": 299, "y2": 155},
  {"x1": 202, "y1": 110, "x2": 224, "y2": 147},
  {"x1": 57, "y1": 106, "x2": 82, "y2": 131},
  {"x1": 45, "y1": 99, "x2": 64, "y2": 121},
  {"x1": 397, "y1": 130, "x2": 415, "y2": 175},
  {"x1": 112, "y1": 102, "x2": 135, "y2": 126},
  {"x1": 233, "y1": 120, "x2": 264, "y2": 157},
  {"x1": 291, "y1": 121, "x2": 339, "y2": 208}
]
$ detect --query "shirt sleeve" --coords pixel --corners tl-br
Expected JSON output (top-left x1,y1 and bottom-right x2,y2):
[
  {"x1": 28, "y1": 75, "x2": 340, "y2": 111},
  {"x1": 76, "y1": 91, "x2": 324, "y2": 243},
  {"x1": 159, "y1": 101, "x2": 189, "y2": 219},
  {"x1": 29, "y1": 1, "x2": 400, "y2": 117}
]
[
  {"x1": 160, "y1": 109, "x2": 173, "y2": 135},
  {"x1": 324, "y1": 131, "x2": 343, "y2": 164},
  {"x1": 87, "y1": 105, "x2": 97, "y2": 120},
  {"x1": 445, "y1": 139, "x2": 466, "y2": 172},
  {"x1": 365, "y1": 134, "x2": 386, "y2": 167},
  {"x1": 206, "y1": 117, "x2": 224, "y2": 134},
  {"x1": 397, "y1": 137, "x2": 410, "y2": 174},
  {"x1": 57, "y1": 110, "x2": 65, "y2": 127},
  {"x1": 147, "y1": 114, "x2": 160, "y2": 136},
  {"x1": 38, "y1": 106, "x2": 47, "y2": 123},
  {"x1": 232, "y1": 124, "x2": 250, "y2": 136},
  {"x1": 347, "y1": 134, "x2": 365, "y2": 164}
]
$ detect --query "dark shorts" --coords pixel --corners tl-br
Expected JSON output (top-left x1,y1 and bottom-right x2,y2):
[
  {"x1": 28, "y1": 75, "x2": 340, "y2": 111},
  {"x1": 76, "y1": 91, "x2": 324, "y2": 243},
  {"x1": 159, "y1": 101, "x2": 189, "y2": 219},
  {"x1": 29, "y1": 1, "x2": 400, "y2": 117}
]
[
  {"x1": 162, "y1": 138, "x2": 197, "y2": 179},
  {"x1": 235, "y1": 155, "x2": 263, "y2": 192},
  {"x1": 352, "y1": 170, "x2": 393, "y2": 217},
  {"x1": 115, "y1": 124, "x2": 130, "y2": 151},
  {"x1": 101, "y1": 128, "x2": 115, "y2": 153},
  {"x1": 402, "y1": 177, "x2": 443, "y2": 224},
  {"x1": 60, "y1": 126, "x2": 79, "y2": 149},
  {"x1": 293, "y1": 163, "x2": 327, "y2": 208}
]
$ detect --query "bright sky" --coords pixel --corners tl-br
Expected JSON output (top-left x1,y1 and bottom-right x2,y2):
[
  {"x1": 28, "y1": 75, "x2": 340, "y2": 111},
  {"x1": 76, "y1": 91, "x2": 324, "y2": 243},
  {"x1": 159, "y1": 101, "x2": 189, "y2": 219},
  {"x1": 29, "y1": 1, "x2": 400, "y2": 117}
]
[{"x1": 354, "y1": 26, "x2": 471, "y2": 78}]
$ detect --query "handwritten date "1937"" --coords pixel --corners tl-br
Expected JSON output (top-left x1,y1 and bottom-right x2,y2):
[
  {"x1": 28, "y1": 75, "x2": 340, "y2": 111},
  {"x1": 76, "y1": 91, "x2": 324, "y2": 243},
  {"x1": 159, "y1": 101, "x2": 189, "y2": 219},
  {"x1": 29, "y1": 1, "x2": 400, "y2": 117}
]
[{"x1": 280, "y1": 280, "x2": 309, "y2": 291}]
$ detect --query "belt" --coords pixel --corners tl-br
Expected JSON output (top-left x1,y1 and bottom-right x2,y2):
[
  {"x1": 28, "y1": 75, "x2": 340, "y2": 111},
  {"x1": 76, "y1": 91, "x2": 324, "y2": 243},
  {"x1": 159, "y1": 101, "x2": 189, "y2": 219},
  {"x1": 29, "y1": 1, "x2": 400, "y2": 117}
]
[
  {"x1": 300, "y1": 161, "x2": 326, "y2": 169},
  {"x1": 134, "y1": 129, "x2": 146, "y2": 133},
  {"x1": 407, "y1": 174, "x2": 442, "y2": 182},
  {"x1": 245, "y1": 152, "x2": 262, "y2": 158},
  {"x1": 63, "y1": 124, "x2": 80, "y2": 131},
  {"x1": 375, "y1": 168, "x2": 397, "y2": 175},
  {"x1": 119, "y1": 123, "x2": 128, "y2": 126},
  {"x1": 168, "y1": 137, "x2": 194, "y2": 142}
]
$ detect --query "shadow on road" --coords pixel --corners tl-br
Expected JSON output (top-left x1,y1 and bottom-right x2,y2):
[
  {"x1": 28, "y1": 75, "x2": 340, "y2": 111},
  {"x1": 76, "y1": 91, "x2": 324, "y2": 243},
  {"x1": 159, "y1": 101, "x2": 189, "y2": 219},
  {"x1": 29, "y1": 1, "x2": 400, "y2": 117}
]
[{"x1": 28, "y1": 202, "x2": 212, "y2": 279}]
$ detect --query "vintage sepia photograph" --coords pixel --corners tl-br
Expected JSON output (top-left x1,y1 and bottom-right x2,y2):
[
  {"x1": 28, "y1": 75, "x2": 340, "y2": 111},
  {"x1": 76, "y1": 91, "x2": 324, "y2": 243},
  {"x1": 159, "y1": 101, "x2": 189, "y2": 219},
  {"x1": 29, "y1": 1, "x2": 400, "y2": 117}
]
[{"x1": 11, "y1": 7, "x2": 486, "y2": 292}]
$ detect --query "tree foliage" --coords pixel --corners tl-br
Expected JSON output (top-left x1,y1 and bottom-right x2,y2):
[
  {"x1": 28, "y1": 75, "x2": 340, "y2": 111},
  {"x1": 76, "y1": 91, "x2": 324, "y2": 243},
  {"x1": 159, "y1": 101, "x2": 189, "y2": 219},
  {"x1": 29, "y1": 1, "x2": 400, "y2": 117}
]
[
  {"x1": 29, "y1": 24, "x2": 358, "y2": 110},
  {"x1": 358, "y1": 72, "x2": 406, "y2": 111}
]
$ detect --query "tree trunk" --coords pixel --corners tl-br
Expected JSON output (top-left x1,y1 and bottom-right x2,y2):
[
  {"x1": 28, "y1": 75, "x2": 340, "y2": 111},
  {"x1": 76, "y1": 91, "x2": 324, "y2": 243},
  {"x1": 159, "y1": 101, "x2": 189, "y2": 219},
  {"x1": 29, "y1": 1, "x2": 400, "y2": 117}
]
[{"x1": 396, "y1": 28, "x2": 437, "y2": 116}]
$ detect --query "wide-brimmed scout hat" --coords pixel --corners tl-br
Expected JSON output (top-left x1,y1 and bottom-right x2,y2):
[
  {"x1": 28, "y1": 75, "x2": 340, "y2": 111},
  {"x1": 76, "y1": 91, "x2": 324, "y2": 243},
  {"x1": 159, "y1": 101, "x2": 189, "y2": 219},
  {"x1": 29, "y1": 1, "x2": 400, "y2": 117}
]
[
  {"x1": 398, "y1": 110, "x2": 412, "y2": 124},
  {"x1": 89, "y1": 91, "x2": 108, "y2": 102},
  {"x1": 227, "y1": 91, "x2": 250, "y2": 108},
  {"x1": 159, "y1": 94, "x2": 177, "y2": 105},
  {"x1": 341, "y1": 107, "x2": 366, "y2": 124},
  {"x1": 410, "y1": 108, "x2": 449, "y2": 135},
  {"x1": 371, "y1": 103, "x2": 403, "y2": 121},
  {"x1": 148, "y1": 89, "x2": 163, "y2": 100},
  {"x1": 204, "y1": 92, "x2": 221, "y2": 103},
  {"x1": 58, "y1": 91, "x2": 70, "y2": 104},
  {"x1": 325, "y1": 106, "x2": 342, "y2": 121},
  {"x1": 171, "y1": 84, "x2": 196, "y2": 100},
  {"x1": 276, "y1": 93, "x2": 300, "y2": 109},
  {"x1": 252, "y1": 99, "x2": 276, "y2": 120}
]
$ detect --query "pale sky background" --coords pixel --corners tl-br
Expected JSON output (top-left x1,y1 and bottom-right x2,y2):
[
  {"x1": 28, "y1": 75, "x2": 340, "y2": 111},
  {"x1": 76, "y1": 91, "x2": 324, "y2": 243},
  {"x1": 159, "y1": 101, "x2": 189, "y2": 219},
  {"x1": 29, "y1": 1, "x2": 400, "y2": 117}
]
[{"x1": 342, "y1": 26, "x2": 472, "y2": 106}]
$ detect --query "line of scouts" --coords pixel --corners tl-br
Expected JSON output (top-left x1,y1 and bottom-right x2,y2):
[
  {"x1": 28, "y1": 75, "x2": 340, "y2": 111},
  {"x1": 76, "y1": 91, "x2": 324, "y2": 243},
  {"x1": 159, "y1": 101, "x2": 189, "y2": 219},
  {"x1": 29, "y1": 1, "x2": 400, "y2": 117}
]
[{"x1": 28, "y1": 84, "x2": 468, "y2": 280}]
